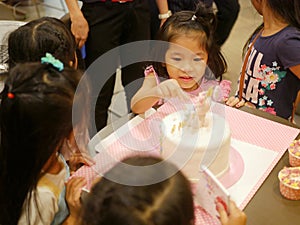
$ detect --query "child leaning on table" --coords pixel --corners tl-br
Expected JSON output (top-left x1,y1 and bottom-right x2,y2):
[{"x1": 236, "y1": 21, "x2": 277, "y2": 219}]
[
  {"x1": 226, "y1": 0, "x2": 300, "y2": 121},
  {"x1": 0, "y1": 56, "x2": 89, "y2": 225},
  {"x1": 131, "y1": 3, "x2": 231, "y2": 114},
  {"x1": 80, "y1": 156, "x2": 246, "y2": 225}
]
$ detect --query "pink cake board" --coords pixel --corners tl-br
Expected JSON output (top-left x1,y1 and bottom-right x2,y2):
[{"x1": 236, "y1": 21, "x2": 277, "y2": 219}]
[
  {"x1": 192, "y1": 138, "x2": 282, "y2": 225},
  {"x1": 224, "y1": 139, "x2": 278, "y2": 207},
  {"x1": 186, "y1": 147, "x2": 244, "y2": 189},
  {"x1": 218, "y1": 146, "x2": 244, "y2": 188}
]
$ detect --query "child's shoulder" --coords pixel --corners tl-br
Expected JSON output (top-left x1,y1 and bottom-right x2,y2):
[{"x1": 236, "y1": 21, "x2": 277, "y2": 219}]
[
  {"x1": 275, "y1": 26, "x2": 300, "y2": 40},
  {"x1": 272, "y1": 26, "x2": 300, "y2": 52},
  {"x1": 257, "y1": 26, "x2": 300, "y2": 52}
]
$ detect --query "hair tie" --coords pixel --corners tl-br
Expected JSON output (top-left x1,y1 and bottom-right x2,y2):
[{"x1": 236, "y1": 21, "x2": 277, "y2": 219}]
[
  {"x1": 41, "y1": 53, "x2": 64, "y2": 71},
  {"x1": 191, "y1": 15, "x2": 197, "y2": 21},
  {"x1": 7, "y1": 92, "x2": 15, "y2": 99}
]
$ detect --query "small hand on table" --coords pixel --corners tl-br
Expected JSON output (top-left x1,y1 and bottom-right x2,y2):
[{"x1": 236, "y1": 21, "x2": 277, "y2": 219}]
[{"x1": 226, "y1": 97, "x2": 256, "y2": 108}]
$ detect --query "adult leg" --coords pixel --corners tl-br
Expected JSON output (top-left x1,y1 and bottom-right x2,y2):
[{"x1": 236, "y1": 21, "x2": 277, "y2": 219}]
[
  {"x1": 82, "y1": 2, "x2": 125, "y2": 133},
  {"x1": 168, "y1": 0, "x2": 200, "y2": 12},
  {"x1": 94, "y1": 75, "x2": 116, "y2": 132},
  {"x1": 213, "y1": 0, "x2": 240, "y2": 46},
  {"x1": 120, "y1": 0, "x2": 151, "y2": 112},
  {"x1": 148, "y1": 0, "x2": 160, "y2": 39}
]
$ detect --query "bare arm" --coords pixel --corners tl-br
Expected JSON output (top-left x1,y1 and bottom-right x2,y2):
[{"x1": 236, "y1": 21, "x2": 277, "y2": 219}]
[
  {"x1": 131, "y1": 74, "x2": 161, "y2": 114},
  {"x1": 290, "y1": 64, "x2": 300, "y2": 79},
  {"x1": 155, "y1": 0, "x2": 170, "y2": 27},
  {"x1": 131, "y1": 73, "x2": 189, "y2": 114},
  {"x1": 65, "y1": 0, "x2": 89, "y2": 48}
]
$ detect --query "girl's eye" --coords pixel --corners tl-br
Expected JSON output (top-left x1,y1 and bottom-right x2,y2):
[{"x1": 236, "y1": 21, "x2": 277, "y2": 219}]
[
  {"x1": 171, "y1": 57, "x2": 182, "y2": 61},
  {"x1": 194, "y1": 58, "x2": 203, "y2": 62}
]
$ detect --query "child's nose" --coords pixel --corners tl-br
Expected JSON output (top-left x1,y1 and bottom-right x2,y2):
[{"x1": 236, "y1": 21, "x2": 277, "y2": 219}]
[{"x1": 180, "y1": 61, "x2": 193, "y2": 73}]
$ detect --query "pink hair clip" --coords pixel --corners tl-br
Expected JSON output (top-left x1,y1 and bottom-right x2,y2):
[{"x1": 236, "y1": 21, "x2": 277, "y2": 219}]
[{"x1": 144, "y1": 65, "x2": 155, "y2": 76}]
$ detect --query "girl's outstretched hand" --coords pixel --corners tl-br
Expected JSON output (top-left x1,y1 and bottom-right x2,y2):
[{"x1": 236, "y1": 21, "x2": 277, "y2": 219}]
[
  {"x1": 157, "y1": 79, "x2": 189, "y2": 101},
  {"x1": 217, "y1": 200, "x2": 247, "y2": 225}
]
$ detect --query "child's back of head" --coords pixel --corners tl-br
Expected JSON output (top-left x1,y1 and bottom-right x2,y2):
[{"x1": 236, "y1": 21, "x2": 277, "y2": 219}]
[
  {"x1": 8, "y1": 17, "x2": 76, "y2": 68},
  {"x1": 81, "y1": 156, "x2": 194, "y2": 225}
]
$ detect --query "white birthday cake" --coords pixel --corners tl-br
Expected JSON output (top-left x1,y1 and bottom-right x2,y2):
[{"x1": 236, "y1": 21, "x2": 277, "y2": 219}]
[{"x1": 160, "y1": 93, "x2": 231, "y2": 181}]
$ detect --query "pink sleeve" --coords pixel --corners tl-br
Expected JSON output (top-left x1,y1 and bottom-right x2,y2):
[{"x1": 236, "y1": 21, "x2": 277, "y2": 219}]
[
  {"x1": 219, "y1": 80, "x2": 232, "y2": 100},
  {"x1": 144, "y1": 65, "x2": 163, "y2": 106},
  {"x1": 202, "y1": 79, "x2": 232, "y2": 102}
]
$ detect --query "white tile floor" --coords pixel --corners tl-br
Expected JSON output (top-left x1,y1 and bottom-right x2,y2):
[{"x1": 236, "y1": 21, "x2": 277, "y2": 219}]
[
  {"x1": 1, "y1": 0, "x2": 299, "y2": 124},
  {"x1": 19, "y1": 0, "x2": 67, "y2": 21},
  {"x1": 0, "y1": 0, "x2": 67, "y2": 21}
]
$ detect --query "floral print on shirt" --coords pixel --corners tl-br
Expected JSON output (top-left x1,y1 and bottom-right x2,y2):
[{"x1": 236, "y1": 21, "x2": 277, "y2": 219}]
[{"x1": 256, "y1": 61, "x2": 286, "y2": 115}]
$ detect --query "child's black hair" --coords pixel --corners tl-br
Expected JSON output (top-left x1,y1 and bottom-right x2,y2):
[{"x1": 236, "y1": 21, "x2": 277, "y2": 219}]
[{"x1": 153, "y1": 2, "x2": 227, "y2": 81}]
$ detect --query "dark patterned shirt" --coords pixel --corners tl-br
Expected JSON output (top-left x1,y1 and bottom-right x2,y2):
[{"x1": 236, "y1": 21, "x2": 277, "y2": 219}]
[{"x1": 240, "y1": 26, "x2": 300, "y2": 119}]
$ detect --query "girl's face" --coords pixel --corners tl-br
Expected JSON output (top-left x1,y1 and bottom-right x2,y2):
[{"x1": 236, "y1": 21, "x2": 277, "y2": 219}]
[
  {"x1": 165, "y1": 36, "x2": 208, "y2": 92},
  {"x1": 251, "y1": 0, "x2": 263, "y2": 15}
]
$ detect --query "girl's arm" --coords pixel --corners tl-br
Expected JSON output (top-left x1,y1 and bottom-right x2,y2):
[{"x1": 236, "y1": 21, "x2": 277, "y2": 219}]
[
  {"x1": 131, "y1": 77, "x2": 189, "y2": 114},
  {"x1": 131, "y1": 66, "x2": 190, "y2": 114},
  {"x1": 290, "y1": 65, "x2": 300, "y2": 79},
  {"x1": 131, "y1": 73, "x2": 162, "y2": 114},
  {"x1": 155, "y1": 0, "x2": 170, "y2": 27}
]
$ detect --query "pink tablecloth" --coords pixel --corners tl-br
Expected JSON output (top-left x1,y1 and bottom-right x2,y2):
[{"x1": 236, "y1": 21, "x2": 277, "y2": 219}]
[{"x1": 73, "y1": 101, "x2": 299, "y2": 225}]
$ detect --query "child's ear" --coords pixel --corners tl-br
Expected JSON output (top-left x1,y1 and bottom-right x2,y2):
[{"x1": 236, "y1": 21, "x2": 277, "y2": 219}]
[
  {"x1": 67, "y1": 131, "x2": 76, "y2": 146},
  {"x1": 69, "y1": 52, "x2": 78, "y2": 69},
  {"x1": 161, "y1": 62, "x2": 166, "y2": 67}
]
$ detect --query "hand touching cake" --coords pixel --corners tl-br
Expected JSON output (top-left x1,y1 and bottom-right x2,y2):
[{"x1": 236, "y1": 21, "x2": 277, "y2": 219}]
[{"x1": 160, "y1": 90, "x2": 231, "y2": 181}]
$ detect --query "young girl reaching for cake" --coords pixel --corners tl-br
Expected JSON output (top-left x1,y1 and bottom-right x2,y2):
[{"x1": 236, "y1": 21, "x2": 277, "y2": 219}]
[
  {"x1": 131, "y1": 3, "x2": 231, "y2": 114},
  {"x1": 226, "y1": 0, "x2": 300, "y2": 121},
  {"x1": 0, "y1": 55, "x2": 89, "y2": 225}
]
